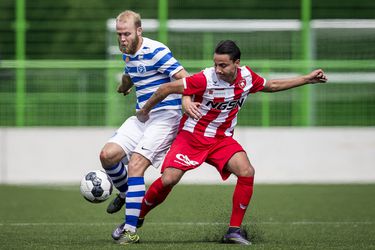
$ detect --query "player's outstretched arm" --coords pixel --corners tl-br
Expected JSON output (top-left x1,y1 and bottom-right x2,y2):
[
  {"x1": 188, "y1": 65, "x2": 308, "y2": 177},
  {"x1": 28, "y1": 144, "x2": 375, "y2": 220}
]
[
  {"x1": 262, "y1": 69, "x2": 328, "y2": 93},
  {"x1": 136, "y1": 79, "x2": 185, "y2": 122}
]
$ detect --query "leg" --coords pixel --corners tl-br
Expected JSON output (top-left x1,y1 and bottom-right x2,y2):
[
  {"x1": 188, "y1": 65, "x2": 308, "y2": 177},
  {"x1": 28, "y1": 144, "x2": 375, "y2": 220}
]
[
  {"x1": 226, "y1": 151, "x2": 255, "y2": 227},
  {"x1": 139, "y1": 167, "x2": 185, "y2": 219},
  {"x1": 100, "y1": 143, "x2": 129, "y2": 204},
  {"x1": 223, "y1": 151, "x2": 254, "y2": 245},
  {"x1": 114, "y1": 167, "x2": 184, "y2": 244},
  {"x1": 113, "y1": 153, "x2": 150, "y2": 244},
  {"x1": 123, "y1": 152, "x2": 151, "y2": 232},
  {"x1": 100, "y1": 142, "x2": 126, "y2": 169},
  {"x1": 101, "y1": 117, "x2": 148, "y2": 214}
]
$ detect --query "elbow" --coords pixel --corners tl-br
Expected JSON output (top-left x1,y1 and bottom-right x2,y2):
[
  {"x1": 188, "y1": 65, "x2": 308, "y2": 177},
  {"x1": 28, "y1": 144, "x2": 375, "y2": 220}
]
[{"x1": 265, "y1": 81, "x2": 279, "y2": 92}]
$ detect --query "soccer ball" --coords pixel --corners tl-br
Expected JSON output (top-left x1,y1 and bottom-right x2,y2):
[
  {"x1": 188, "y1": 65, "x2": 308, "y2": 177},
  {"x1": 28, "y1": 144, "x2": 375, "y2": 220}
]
[{"x1": 80, "y1": 170, "x2": 113, "y2": 203}]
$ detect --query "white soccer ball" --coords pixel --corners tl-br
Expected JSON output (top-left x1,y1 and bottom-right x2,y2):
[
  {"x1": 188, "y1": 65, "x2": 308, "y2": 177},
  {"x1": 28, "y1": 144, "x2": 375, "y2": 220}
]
[{"x1": 80, "y1": 170, "x2": 113, "y2": 203}]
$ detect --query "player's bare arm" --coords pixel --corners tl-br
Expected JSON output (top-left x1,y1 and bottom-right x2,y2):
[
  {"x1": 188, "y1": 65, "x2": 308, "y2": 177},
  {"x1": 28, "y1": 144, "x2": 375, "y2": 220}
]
[
  {"x1": 262, "y1": 69, "x2": 327, "y2": 93},
  {"x1": 136, "y1": 79, "x2": 185, "y2": 122},
  {"x1": 173, "y1": 68, "x2": 189, "y2": 79},
  {"x1": 117, "y1": 74, "x2": 134, "y2": 96}
]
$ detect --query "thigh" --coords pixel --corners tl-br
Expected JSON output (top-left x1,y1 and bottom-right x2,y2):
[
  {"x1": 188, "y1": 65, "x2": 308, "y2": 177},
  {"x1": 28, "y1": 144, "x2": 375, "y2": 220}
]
[
  {"x1": 161, "y1": 131, "x2": 210, "y2": 173},
  {"x1": 206, "y1": 137, "x2": 246, "y2": 180},
  {"x1": 134, "y1": 110, "x2": 181, "y2": 169},
  {"x1": 225, "y1": 151, "x2": 254, "y2": 177},
  {"x1": 107, "y1": 116, "x2": 144, "y2": 156}
]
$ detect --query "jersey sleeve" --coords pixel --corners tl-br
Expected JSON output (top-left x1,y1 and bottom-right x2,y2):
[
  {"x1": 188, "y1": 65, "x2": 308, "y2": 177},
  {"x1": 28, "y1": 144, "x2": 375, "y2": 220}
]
[
  {"x1": 152, "y1": 47, "x2": 183, "y2": 77},
  {"x1": 246, "y1": 66, "x2": 266, "y2": 93},
  {"x1": 182, "y1": 71, "x2": 207, "y2": 96}
]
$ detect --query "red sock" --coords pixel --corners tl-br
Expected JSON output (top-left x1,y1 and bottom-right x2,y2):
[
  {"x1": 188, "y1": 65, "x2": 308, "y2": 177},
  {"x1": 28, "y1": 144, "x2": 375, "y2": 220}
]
[
  {"x1": 139, "y1": 177, "x2": 172, "y2": 218},
  {"x1": 229, "y1": 176, "x2": 254, "y2": 227}
]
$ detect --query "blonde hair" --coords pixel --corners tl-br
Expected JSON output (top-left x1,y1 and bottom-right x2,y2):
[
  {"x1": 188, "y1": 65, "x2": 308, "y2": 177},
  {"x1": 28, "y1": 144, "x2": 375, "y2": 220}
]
[{"x1": 116, "y1": 10, "x2": 142, "y2": 28}]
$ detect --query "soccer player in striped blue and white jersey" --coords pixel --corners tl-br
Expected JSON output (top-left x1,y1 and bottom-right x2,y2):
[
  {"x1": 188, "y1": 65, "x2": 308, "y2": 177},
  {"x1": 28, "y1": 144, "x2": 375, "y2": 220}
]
[{"x1": 99, "y1": 10, "x2": 189, "y2": 244}]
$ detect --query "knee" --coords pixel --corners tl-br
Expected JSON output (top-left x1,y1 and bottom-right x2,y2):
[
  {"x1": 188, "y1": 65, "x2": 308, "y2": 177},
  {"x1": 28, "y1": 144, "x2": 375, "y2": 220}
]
[
  {"x1": 161, "y1": 173, "x2": 180, "y2": 187},
  {"x1": 100, "y1": 145, "x2": 123, "y2": 168},
  {"x1": 99, "y1": 149, "x2": 115, "y2": 168},
  {"x1": 238, "y1": 165, "x2": 255, "y2": 177}
]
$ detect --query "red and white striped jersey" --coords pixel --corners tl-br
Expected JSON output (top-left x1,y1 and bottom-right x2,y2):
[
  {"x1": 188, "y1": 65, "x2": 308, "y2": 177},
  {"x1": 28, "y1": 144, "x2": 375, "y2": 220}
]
[{"x1": 181, "y1": 66, "x2": 266, "y2": 138}]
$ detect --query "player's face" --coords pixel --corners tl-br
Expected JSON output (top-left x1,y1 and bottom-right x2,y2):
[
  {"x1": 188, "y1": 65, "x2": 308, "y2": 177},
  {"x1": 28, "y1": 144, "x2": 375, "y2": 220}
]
[
  {"x1": 116, "y1": 20, "x2": 142, "y2": 55},
  {"x1": 213, "y1": 53, "x2": 240, "y2": 83}
]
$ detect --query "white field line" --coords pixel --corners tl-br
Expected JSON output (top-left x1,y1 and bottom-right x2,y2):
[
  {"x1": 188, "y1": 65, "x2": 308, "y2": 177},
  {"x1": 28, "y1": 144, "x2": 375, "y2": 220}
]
[{"x1": 0, "y1": 221, "x2": 374, "y2": 227}]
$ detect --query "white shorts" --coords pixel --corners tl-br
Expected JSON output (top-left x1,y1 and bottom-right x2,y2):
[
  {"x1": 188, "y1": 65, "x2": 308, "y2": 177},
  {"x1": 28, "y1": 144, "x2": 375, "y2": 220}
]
[{"x1": 107, "y1": 109, "x2": 182, "y2": 169}]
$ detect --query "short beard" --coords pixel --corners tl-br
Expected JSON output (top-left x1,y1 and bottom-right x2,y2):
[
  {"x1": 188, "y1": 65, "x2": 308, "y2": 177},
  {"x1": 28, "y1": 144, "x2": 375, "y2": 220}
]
[
  {"x1": 118, "y1": 35, "x2": 139, "y2": 55},
  {"x1": 126, "y1": 35, "x2": 139, "y2": 55}
]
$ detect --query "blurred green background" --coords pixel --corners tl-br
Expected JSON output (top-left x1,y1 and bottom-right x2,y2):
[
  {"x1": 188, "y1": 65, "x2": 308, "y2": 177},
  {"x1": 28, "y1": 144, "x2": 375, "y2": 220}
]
[{"x1": 1, "y1": 0, "x2": 375, "y2": 126}]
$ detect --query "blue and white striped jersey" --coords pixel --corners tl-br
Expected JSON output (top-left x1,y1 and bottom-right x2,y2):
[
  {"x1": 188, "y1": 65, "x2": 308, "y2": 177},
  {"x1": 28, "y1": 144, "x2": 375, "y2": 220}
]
[{"x1": 123, "y1": 37, "x2": 183, "y2": 112}]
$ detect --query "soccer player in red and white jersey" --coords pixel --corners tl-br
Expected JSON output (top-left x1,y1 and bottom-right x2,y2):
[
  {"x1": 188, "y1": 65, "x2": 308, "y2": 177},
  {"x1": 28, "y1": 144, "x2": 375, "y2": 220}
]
[{"x1": 136, "y1": 40, "x2": 328, "y2": 245}]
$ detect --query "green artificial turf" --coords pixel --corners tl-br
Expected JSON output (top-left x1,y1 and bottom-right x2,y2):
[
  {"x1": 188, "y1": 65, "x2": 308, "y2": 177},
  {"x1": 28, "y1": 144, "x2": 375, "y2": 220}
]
[{"x1": 1, "y1": 184, "x2": 374, "y2": 249}]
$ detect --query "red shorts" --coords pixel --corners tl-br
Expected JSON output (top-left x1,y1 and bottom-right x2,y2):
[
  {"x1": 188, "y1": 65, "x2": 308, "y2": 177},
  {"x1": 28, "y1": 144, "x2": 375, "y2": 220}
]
[{"x1": 161, "y1": 130, "x2": 245, "y2": 180}]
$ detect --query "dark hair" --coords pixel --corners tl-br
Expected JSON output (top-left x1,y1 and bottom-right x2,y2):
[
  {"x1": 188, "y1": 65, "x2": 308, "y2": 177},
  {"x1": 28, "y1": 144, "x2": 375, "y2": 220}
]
[{"x1": 214, "y1": 40, "x2": 241, "y2": 61}]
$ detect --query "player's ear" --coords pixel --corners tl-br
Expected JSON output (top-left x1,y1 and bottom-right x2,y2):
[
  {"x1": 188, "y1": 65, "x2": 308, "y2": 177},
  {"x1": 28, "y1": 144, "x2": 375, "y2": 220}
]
[
  {"x1": 234, "y1": 59, "x2": 240, "y2": 67},
  {"x1": 136, "y1": 27, "x2": 143, "y2": 36}
]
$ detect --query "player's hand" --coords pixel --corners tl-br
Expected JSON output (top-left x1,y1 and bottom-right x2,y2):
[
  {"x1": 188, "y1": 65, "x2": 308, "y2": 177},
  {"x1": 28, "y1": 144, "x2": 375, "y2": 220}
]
[
  {"x1": 184, "y1": 101, "x2": 202, "y2": 120},
  {"x1": 307, "y1": 69, "x2": 328, "y2": 84},
  {"x1": 117, "y1": 85, "x2": 132, "y2": 96},
  {"x1": 182, "y1": 95, "x2": 202, "y2": 120},
  {"x1": 136, "y1": 109, "x2": 150, "y2": 123}
]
